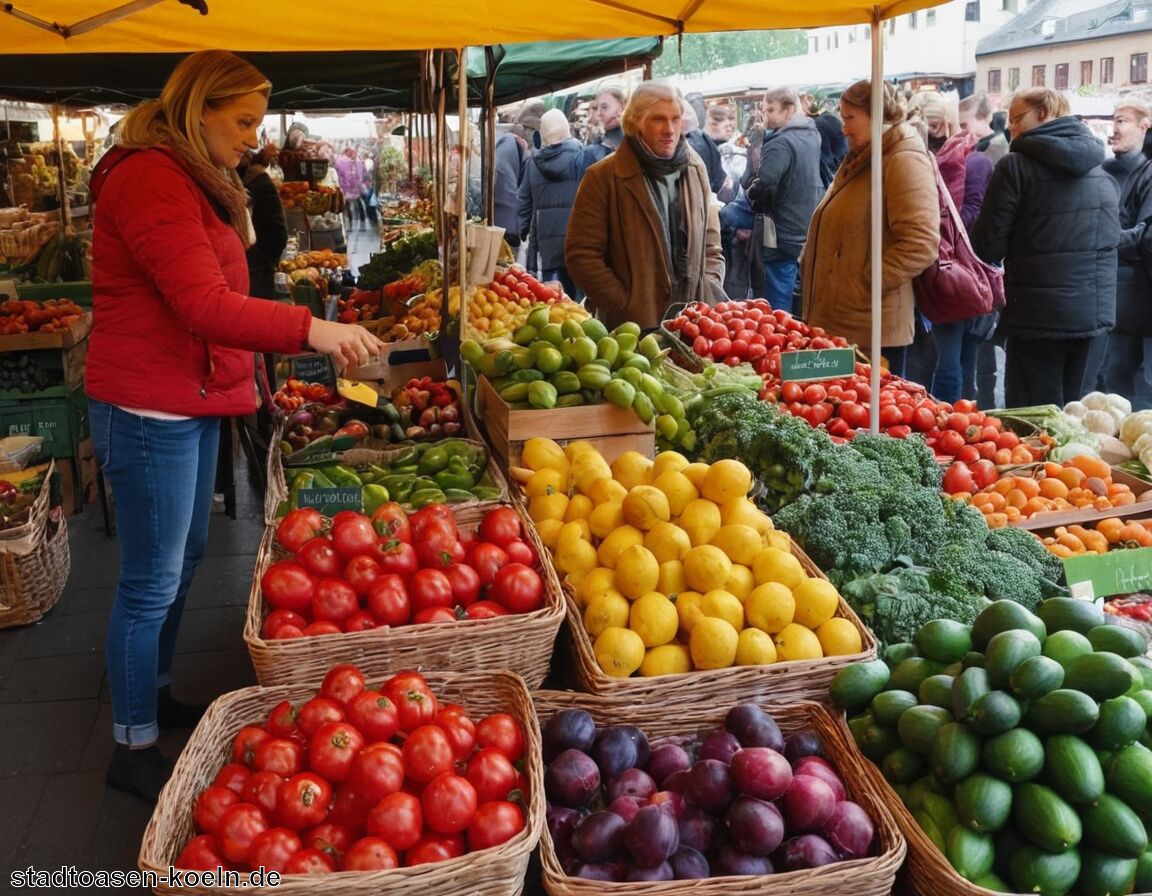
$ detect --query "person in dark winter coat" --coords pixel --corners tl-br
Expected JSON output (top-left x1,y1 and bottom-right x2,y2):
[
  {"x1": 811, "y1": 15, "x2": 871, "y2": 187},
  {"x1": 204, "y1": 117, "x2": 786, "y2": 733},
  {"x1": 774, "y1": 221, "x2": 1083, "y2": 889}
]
[
  {"x1": 517, "y1": 109, "x2": 592, "y2": 298},
  {"x1": 1101, "y1": 101, "x2": 1152, "y2": 408},
  {"x1": 238, "y1": 147, "x2": 287, "y2": 299},
  {"x1": 493, "y1": 130, "x2": 527, "y2": 247},
  {"x1": 746, "y1": 86, "x2": 824, "y2": 314},
  {"x1": 684, "y1": 104, "x2": 726, "y2": 195},
  {"x1": 801, "y1": 93, "x2": 847, "y2": 188},
  {"x1": 971, "y1": 87, "x2": 1120, "y2": 408}
]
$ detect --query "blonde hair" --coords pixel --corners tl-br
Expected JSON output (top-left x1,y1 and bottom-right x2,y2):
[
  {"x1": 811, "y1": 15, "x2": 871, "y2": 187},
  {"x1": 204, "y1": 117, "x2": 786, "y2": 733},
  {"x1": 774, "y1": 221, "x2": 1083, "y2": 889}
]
[
  {"x1": 1012, "y1": 87, "x2": 1070, "y2": 120},
  {"x1": 622, "y1": 81, "x2": 684, "y2": 137},
  {"x1": 840, "y1": 79, "x2": 906, "y2": 125},
  {"x1": 1115, "y1": 100, "x2": 1151, "y2": 123},
  {"x1": 763, "y1": 86, "x2": 800, "y2": 111}
]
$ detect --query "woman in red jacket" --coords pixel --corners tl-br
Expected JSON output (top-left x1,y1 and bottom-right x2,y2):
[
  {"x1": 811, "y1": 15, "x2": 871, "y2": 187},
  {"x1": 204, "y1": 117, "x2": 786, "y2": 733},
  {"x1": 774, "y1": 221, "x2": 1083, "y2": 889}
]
[{"x1": 87, "y1": 50, "x2": 382, "y2": 800}]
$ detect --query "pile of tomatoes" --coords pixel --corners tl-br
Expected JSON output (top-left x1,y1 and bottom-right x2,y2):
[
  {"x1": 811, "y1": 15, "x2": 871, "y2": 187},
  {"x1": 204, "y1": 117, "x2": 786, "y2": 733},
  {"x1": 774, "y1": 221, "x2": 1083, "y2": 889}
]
[
  {"x1": 176, "y1": 667, "x2": 528, "y2": 874},
  {"x1": 271, "y1": 377, "x2": 341, "y2": 413},
  {"x1": 488, "y1": 265, "x2": 566, "y2": 305},
  {"x1": 260, "y1": 503, "x2": 547, "y2": 638}
]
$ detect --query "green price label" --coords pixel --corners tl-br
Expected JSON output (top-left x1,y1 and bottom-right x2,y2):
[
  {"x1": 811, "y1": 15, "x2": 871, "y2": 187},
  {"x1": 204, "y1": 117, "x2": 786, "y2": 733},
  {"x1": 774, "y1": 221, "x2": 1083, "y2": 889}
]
[
  {"x1": 1063, "y1": 546, "x2": 1152, "y2": 600},
  {"x1": 289, "y1": 353, "x2": 335, "y2": 386},
  {"x1": 297, "y1": 487, "x2": 364, "y2": 516},
  {"x1": 779, "y1": 348, "x2": 856, "y2": 383}
]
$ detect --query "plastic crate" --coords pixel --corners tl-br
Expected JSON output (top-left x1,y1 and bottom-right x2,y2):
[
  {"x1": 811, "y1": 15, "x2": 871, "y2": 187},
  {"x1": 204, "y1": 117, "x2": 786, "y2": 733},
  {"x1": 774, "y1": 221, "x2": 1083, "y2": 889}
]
[
  {"x1": 15, "y1": 280, "x2": 93, "y2": 308},
  {"x1": 0, "y1": 387, "x2": 88, "y2": 458}
]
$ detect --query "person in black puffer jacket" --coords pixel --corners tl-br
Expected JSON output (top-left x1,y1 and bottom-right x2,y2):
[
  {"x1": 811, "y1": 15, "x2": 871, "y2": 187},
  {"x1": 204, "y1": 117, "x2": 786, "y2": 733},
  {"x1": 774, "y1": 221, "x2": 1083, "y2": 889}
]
[
  {"x1": 971, "y1": 87, "x2": 1120, "y2": 407},
  {"x1": 517, "y1": 109, "x2": 595, "y2": 299}
]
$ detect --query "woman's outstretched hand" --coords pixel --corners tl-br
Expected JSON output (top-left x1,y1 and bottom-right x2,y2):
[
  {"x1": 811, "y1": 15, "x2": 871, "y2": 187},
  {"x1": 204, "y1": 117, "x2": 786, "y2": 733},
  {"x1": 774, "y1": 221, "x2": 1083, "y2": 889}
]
[{"x1": 307, "y1": 318, "x2": 385, "y2": 372}]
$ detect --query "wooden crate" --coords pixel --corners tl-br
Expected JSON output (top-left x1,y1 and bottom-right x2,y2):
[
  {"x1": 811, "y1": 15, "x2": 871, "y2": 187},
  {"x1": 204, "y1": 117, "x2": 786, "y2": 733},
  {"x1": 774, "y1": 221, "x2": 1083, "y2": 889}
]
[
  {"x1": 0, "y1": 314, "x2": 91, "y2": 351},
  {"x1": 474, "y1": 373, "x2": 654, "y2": 470},
  {"x1": 1013, "y1": 467, "x2": 1152, "y2": 531}
]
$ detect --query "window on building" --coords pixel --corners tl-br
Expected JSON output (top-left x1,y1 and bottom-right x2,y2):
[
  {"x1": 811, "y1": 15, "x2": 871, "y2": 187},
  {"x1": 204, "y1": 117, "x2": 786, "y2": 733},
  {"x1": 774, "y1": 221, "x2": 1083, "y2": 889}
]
[
  {"x1": 1055, "y1": 63, "x2": 1069, "y2": 89},
  {"x1": 1132, "y1": 52, "x2": 1148, "y2": 83},
  {"x1": 966, "y1": 1, "x2": 981, "y2": 22},
  {"x1": 848, "y1": 28, "x2": 855, "y2": 43},
  {"x1": 826, "y1": 34, "x2": 832, "y2": 50},
  {"x1": 1032, "y1": 64, "x2": 1046, "y2": 86},
  {"x1": 988, "y1": 69, "x2": 1002, "y2": 92},
  {"x1": 834, "y1": 31, "x2": 840, "y2": 48},
  {"x1": 927, "y1": 9, "x2": 937, "y2": 25},
  {"x1": 888, "y1": 18, "x2": 896, "y2": 34},
  {"x1": 1081, "y1": 60, "x2": 1093, "y2": 85},
  {"x1": 864, "y1": 24, "x2": 871, "y2": 38},
  {"x1": 909, "y1": 11, "x2": 918, "y2": 28},
  {"x1": 1009, "y1": 67, "x2": 1020, "y2": 91},
  {"x1": 1102, "y1": 56, "x2": 1114, "y2": 83}
]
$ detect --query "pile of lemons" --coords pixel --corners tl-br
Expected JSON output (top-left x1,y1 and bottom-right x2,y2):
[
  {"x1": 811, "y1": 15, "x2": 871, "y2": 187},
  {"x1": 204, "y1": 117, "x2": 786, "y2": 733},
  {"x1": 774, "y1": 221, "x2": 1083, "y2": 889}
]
[{"x1": 515, "y1": 437, "x2": 861, "y2": 678}]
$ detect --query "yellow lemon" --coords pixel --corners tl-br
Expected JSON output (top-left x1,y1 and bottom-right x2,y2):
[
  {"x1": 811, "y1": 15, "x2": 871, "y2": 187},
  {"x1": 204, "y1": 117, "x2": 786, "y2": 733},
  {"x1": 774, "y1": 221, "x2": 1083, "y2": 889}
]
[
  {"x1": 719, "y1": 497, "x2": 774, "y2": 534},
  {"x1": 689, "y1": 617, "x2": 740, "y2": 670},
  {"x1": 570, "y1": 449, "x2": 612, "y2": 494},
  {"x1": 735, "y1": 627, "x2": 778, "y2": 666},
  {"x1": 652, "y1": 470, "x2": 699, "y2": 518},
  {"x1": 528, "y1": 491, "x2": 569, "y2": 523},
  {"x1": 724, "y1": 564, "x2": 755, "y2": 602},
  {"x1": 534, "y1": 518, "x2": 564, "y2": 550},
  {"x1": 701, "y1": 458, "x2": 753, "y2": 504},
  {"x1": 564, "y1": 493, "x2": 594, "y2": 522},
  {"x1": 644, "y1": 521, "x2": 692, "y2": 564},
  {"x1": 594, "y1": 627, "x2": 646, "y2": 677},
  {"x1": 526, "y1": 467, "x2": 569, "y2": 499},
  {"x1": 555, "y1": 536, "x2": 598, "y2": 579},
  {"x1": 701, "y1": 589, "x2": 744, "y2": 631},
  {"x1": 709, "y1": 524, "x2": 764, "y2": 567},
  {"x1": 678, "y1": 498, "x2": 722, "y2": 546},
  {"x1": 588, "y1": 501, "x2": 625, "y2": 539},
  {"x1": 673, "y1": 590, "x2": 706, "y2": 633},
  {"x1": 610, "y1": 450, "x2": 654, "y2": 490},
  {"x1": 651, "y1": 450, "x2": 690, "y2": 478},
  {"x1": 614, "y1": 544, "x2": 660, "y2": 600},
  {"x1": 817, "y1": 617, "x2": 864, "y2": 657},
  {"x1": 682, "y1": 462, "x2": 710, "y2": 489},
  {"x1": 765, "y1": 530, "x2": 793, "y2": 551},
  {"x1": 773, "y1": 622, "x2": 824, "y2": 662},
  {"x1": 682, "y1": 544, "x2": 734, "y2": 593},
  {"x1": 658, "y1": 560, "x2": 687, "y2": 597},
  {"x1": 622, "y1": 485, "x2": 671, "y2": 530},
  {"x1": 576, "y1": 567, "x2": 618, "y2": 608},
  {"x1": 583, "y1": 591, "x2": 631, "y2": 637},
  {"x1": 564, "y1": 439, "x2": 597, "y2": 461},
  {"x1": 522, "y1": 437, "x2": 569, "y2": 473},
  {"x1": 640, "y1": 643, "x2": 692, "y2": 677},
  {"x1": 557, "y1": 519, "x2": 592, "y2": 549},
  {"x1": 587, "y1": 477, "x2": 629, "y2": 506},
  {"x1": 793, "y1": 577, "x2": 842, "y2": 629},
  {"x1": 745, "y1": 582, "x2": 796, "y2": 633},
  {"x1": 751, "y1": 546, "x2": 806, "y2": 589},
  {"x1": 629, "y1": 592, "x2": 679, "y2": 647},
  {"x1": 597, "y1": 525, "x2": 644, "y2": 568}
]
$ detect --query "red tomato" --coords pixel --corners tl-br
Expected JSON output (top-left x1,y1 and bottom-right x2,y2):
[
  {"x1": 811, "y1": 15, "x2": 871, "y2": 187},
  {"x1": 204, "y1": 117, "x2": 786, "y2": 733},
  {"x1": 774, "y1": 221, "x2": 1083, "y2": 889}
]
[
  {"x1": 403, "y1": 724, "x2": 456, "y2": 784},
  {"x1": 995, "y1": 429, "x2": 1021, "y2": 450},
  {"x1": 945, "y1": 411, "x2": 970, "y2": 432},
  {"x1": 911, "y1": 406, "x2": 937, "y2": 432},
  {"x1": 261, "y1": 562, "x2": 316, "y2": 615},
  {"x1": 217, "y1": 803, "x2": 270, "y2": 864},
  {"x1": 878, "y1": 404, "x2": 903, "y2": 428},
  {"x1": 475, "y1": 713, "x2": 525, "y2": 762},
  {"x1": 330, "y1": 514, "x2": 378, "y2": 561},
  {"x1": 413, "y1": 606, "x2": 457, "y2": 624},
  {"x1": 803, "y1": 383, "x2": 827, "y2": 404},
  {"x1": 970, "y1": 459, "x2": 999, "y2": 490},
  {"x1": 346, "y1": 690, "x2": 399, "y2": 743},
  {"x1": 468, "y1": 801, "x2": 525, "y2": 851},
  {"x1": 478, "y1": 506, "x2": 522, "y2": 546},
  {"x1": 326, "y1": 785, "x2": 372, "y2": 831},
  {"x1": 283, "y1": 848, "x2": 337, "y2": 874},
  {"x1": 175, "y1": 834, "x2": 231, "y2": 872},
  {"x1": 826, "y1": 417, "x2": 851, "y2": 438},
  {"x1": 193, "y1": 784, "x2": 240, "y2": 835},
  {"x1": 503, "y1": 538, "x2": 538, "y2": 568},
  {"x1": 409, "y1": 503, "x2": 457, "y2": 538},
  {"x1": 710, "y1": 337, "x2": 732, "y2": 359},
  {"x1": 886, "y1": 424, "x2": 912, "y2": 439},
  {"x1": 252, "y1": 737, "x2": 305, "y2": 777},
  {"x1": 342, "y1": 554, "x2": 383, "y2": 599},
  {"x1": 442, "y1": 562, "x2": 481, "y2": 607},
  {"x1": 343, "y1": 610, "x2": 377, "y2": 633},
  {"x1": 377, "y1": 540, "x2": 419, "y2": 578},
  {"x1": 435, "y1": 709, "x2": 477, "y2": 760},
  {"x1": 366, "y1": 574, "x2": 410, "y2": 626},
  {"x1": 213, "y1": 763, "x2": 252, "y2": 796},
  {"x1": 296, "y1": 696, "x2": 345, "y2": 738},
  {"x1": 231, "y1": 725, "x2": 273, "y2": 768},
  {"x1": 300, "y1": 822, "x2": 354, "y2": 864},
  {"x1": 978, "y1": 440, "x2": 999, "y2": 460},
  {"x1": 692, "y1": 335, "x2": 711, "y2": 357},
  {"x1": 296, "y1": 537, "x2": 343, "y2": 578},
  {"x1": 275, "y1": 508, "x2": 324, "y2": 553},
  {"x1": 370, "y1": 502, "x2": 412, "y2": 543},
  {"x1": 416, "y1": 520, "x2": 466, "y2": 568},
  {"x1": 838, "y1": 401, "x2": 869, "y2": 430},
  {"x1": 247, "y1": 826, "x2": 302, "y2": 874},
  {"x1": 937, "y1": 429, "x2": 966, "y2": 456},
  {"x1": 310, "y1": 721, "x2": 366, "y2": 783},
  {"x1": 347, "y1": 741, "x2": 405, "y2": 803},
  {"x1": 302, "y1": 620, "x2": 342, "y2": 636},
  {"x1": 489, "y1": 563, "x2": 544, "y2": 613},
  {"x1": 805, "y1": 402, "x2": 832, "y2": 427},
  {"x1": 954, "y1": 398, "x2": 977, "y2": 414},
  {"x1": 242, "y1": 770, "x2": 283, "y2": 817},
  {"x1": 367, "y1": 791, "x2": 423, "y2": 851},
  {"x1": 320, "y1": 664, "x2": 366, "y2": 706},
  {"x1": 342, "y1": 837, "x2": 399, "y2": 871},
  {"x1": 464, "y1": 600, "x2": 512, "y2": 619},
  {"x1": 942, "y1": 461, "x2": 977, "y2": 494},
  {"x1": 422, "y1": 773, "x2": 478, "y2": 834},
  {"x1": 410, "y1": 568, "x2": 455, "y2": 614},
  {"x1": 276, "y1": 773, "x2": 333, "y2": 831},
  {"x1": 311, "y1": 578, "x2": 359, "y2": 625},
  {"x1": 955, "y1": 443, "x2": 981, "y2": 464},
  {"x1": 470, "y1": 542, "x2": 510, "y2": 587},
  {"x1": 263, "y1": 609, "x2": 309, "y2": 639},
  {"x1": 465, "y1": 747, "x2": 519, "y2": 803}
]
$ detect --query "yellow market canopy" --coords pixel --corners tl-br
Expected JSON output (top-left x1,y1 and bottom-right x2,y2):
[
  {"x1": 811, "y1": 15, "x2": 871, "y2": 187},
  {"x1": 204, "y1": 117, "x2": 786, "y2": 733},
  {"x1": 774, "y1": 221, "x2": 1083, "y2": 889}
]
[{"x1": 3, "y1": 0, "x2": 946, "y2": 53}]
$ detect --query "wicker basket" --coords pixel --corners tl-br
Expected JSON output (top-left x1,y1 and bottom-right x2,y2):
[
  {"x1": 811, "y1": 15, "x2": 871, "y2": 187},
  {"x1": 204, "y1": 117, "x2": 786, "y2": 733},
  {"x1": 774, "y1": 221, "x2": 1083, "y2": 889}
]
[
  {"x1": 0, "y1": 461, "x2": 71, "y2": 628},
  {"x1": 244, "y1": 501, "x2": 565, "y2": 689},
  {"x1": 532, "y1": 690, "x2": 905, "y2": 896},
  {"x1": 562, "y1": 542, "x2": 877, "y2": 702},
  {"x1": 140, "y1": 669, "x2": 544, "y2": 896}
]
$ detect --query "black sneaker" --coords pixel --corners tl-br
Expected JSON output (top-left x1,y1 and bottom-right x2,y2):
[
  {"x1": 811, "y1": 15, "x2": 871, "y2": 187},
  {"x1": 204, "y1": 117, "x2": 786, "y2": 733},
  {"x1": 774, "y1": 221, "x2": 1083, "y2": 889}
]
[
  {"x1": 106, "y1": 744, "x2": 173, "y2": 802},
  {"x1": 157, "y1": 687, "x2": 208, "y2": 729}
]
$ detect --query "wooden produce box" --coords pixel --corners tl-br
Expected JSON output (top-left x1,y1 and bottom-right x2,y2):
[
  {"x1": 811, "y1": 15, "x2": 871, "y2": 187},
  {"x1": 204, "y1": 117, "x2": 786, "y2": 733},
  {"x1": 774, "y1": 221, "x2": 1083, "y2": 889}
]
[
  {"x1": 0, "y1": 313, "x2": 90, "y2": 352},
  {"x1": 474, "y1": 373, "x2": 655, "y2": 471},
  {"x1": 15, "y1": 280, "x2": 92, "y2": 308},
  {"x1": 1012, "y1": 467, "x2": 1152, "y2": 531},
  {"x1": 0, "y1": 338, "x2": 86, "y2": 402}
]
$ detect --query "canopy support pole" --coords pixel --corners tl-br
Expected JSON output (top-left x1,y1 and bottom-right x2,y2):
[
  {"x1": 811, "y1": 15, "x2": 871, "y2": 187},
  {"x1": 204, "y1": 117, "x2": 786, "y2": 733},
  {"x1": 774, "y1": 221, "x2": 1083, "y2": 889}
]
[
  {"x1": 457, "y1": 46, "x2": 469, "y2": 311},
  {"x1": 868, "y1": 4, "x2": 884, "y2": 435}
]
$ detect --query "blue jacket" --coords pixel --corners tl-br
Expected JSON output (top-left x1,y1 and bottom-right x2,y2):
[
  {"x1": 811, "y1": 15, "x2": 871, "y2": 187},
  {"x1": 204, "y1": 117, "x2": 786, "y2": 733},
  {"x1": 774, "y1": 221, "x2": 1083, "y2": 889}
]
[
  {"x1": 747, "y1": 114, "x2": 824, "y2": 258},
  {"x1": 516, "y1": 138, "x2": 591, "y2": 271}
]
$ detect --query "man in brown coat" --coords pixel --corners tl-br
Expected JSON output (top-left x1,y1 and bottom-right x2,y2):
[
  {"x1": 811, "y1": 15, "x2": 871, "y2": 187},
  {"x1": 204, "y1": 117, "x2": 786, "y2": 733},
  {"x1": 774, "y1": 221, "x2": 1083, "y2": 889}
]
[{"x1": 565, "y1": 81, "x2": 725, "y2": 329}]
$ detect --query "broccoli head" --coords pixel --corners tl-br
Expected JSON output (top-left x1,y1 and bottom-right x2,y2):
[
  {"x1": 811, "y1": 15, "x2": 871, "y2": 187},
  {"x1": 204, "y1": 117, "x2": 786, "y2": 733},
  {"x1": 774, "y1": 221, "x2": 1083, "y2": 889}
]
[
  {"x1": 984, "y1": 525, "x2": 1066, "y2": 585},
  {"x1": 844, "y1": 432, "x2": 943, "y2": 491}
]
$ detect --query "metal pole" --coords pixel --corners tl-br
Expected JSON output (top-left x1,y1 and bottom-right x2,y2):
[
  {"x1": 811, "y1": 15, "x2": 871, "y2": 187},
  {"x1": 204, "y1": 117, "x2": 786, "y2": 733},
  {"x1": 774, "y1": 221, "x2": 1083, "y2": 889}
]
[
  {"x1": 457, "y1": 46, "x2": 469, "y2": 302},
  {"x1": 868, "y1": 6, "x2": 884, "y2": 435}
]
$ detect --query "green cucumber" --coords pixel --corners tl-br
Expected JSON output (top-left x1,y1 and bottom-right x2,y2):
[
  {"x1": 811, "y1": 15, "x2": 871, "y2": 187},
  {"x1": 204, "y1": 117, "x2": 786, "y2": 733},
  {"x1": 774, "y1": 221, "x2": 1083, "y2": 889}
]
[
  {"x1": 1064, "y1": 651, "x2": 1142, "y2": 701},
  {"x1": 1075, "y1": 849, "x2": 1138, "y2": 896},
  {"x1": 967, "y1": 690, "x2": 1022, "y2": 736},
  {"x1": 881, "y1": 747, "x2": 926, "y2": 786},
  {"x1": 1009, "y1": 654, "x2": 1064, "y2": 700},
  {"x1": 1042, "y1": 628, "x2": 1094, "y2": 669},
  {"x1": 870, "y1": 689, "x2": 919, "y2": 727},
  {"x1": 1103, "y1": 742, "x2": 1152, "y2": 816},
  {"x1": 1025, "y1": 688, "x2": 1101, "y2": 735},
  {"x1": 1043, "y1": 735, "x2": 1104, "y2": 805},
  {"x1": 1037, "y1": 596, "x2": 1105, "y2": 634},
  {"x1": 982, "y1": 728, "x2": 1044, "y2": 783},
  {"x1": 921, "y1": 792, "x2": 960, "y2": 839},
  {"x1": 888, "y1": 656, "x2": 946, "y2": 694},
  {"x1": 1135, "y1": 850, "x2": 1152, "y2": 893},
  {"x1": 915, "y1": 618, "x2": 974, "y2": 663},
  {"x1": 931, "y1": 721, "x2": 983, "y2": 784},
  {"x1": 1009, "y1": 844, "x2": 1081, "y2": 896},
  {"x1": 1086, "y1": 622, "x2": 1148, "y2": 658},
  {"x1": 955, "y1": 773, "x2": 1013, "y2": 833},
  {"x1": 829, "y1": 659, "x2": 891, "y2": 713},
  {"x1": 984, "y1": 628, "x2": 1043, "y2": 689},
  {"x1": 1013, "y1": 783, "x2": 1081, "y2": 852},
  {"x1": 946, "y1": 826, "x2": 995, "y2": 882},
  {"x1": 897, "y1": 704, "x2": 953, "y2": 756},
  {"x1": 882, "y1": 641, "x2": 918, "y2": 668},
  {"x1": 951, "y1": 666, "x2": 990, "y2": 722},
  {"x1": 913, "y1": 810, "x2": 947, "y2": 853},
  {"x1": 971, "y1": 600, "x2": 1047, "y2": 650},
  {"x1": 1081, "y1": 793, "x2": 1149, "y2": 859},
  {"x1": 918, "y1": 674, "x2": 955, "y2": 709},
  {"x1": 857, "y1": 717, "x2": 902, "y2": 764},
  {"x1": 1087, "y1": 695, "x2": 1147, "y2": 751}
]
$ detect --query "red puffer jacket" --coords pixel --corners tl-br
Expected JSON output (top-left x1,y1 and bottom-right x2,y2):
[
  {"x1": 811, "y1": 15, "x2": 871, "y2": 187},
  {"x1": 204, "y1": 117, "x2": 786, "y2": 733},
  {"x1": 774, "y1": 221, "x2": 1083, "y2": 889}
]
[{"x1": 86, "y1": 146, "x2": 313, "y2": 416}]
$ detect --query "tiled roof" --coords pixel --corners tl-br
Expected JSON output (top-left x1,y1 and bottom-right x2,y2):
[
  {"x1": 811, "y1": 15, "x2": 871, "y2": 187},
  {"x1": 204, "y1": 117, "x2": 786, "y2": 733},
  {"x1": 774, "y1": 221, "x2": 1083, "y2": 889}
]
[{"x1": 977, "y1": 0, "x2": 1152, "y2": 55}]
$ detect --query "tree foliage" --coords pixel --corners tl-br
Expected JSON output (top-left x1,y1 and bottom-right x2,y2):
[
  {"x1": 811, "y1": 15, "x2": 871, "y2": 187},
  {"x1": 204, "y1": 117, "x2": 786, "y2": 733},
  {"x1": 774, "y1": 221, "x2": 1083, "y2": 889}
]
[{"x1": 653, "y1": 30, "x2": 807, "y2": 77}]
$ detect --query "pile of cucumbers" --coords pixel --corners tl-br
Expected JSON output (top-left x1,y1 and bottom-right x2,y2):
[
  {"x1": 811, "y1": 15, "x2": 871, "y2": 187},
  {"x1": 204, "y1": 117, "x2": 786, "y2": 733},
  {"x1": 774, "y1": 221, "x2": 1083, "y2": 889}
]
[
  {"x1": 831, "y1": 597, "x2": 1152, "y2": 896},
  {"x1": 460, "y1": 312, "x2": 691, "y2": 445}
]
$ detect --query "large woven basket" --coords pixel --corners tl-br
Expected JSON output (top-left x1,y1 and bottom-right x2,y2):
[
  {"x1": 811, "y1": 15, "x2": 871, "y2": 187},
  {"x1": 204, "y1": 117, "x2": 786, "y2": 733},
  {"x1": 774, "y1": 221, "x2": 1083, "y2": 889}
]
[
  {"x1": 532, "y1": 690, "x2": 905, "y2": 896},
  {"x1": 563, "y1": 542, "x2": 877, "y2": 702},
  {"x1": 244, "y1": 501, "x2": 565, "y2": 689},
  {"x1": 0, "y1": 461, "x2": 71, "y2": 628},
  {"x1": 140, "y1": 669, "x2": 544, "y2": 896}
]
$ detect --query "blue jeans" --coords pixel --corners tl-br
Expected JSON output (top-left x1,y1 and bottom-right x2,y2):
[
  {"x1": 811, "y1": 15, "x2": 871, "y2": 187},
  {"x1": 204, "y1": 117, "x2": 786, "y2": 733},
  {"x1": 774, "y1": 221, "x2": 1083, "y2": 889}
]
[
  {"x1": 931, "y1": 319, "x2": 982, "y2": 403},
  {"x1": 762, "y1": 252, "x2": 798, "y2": 314},
  {"x1": 90, "y1": 400, "x2": 220, "y2": 746},
  {"x1": 1104, "y1": 331, "x2": 1152, "y2": 411}
]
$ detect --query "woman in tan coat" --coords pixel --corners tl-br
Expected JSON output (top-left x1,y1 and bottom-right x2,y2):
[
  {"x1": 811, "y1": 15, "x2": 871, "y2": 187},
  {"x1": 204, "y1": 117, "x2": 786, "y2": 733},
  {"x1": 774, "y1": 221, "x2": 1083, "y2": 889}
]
[{"x1": 801, "y1": 80, "x2": 939, "y2": 376}]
